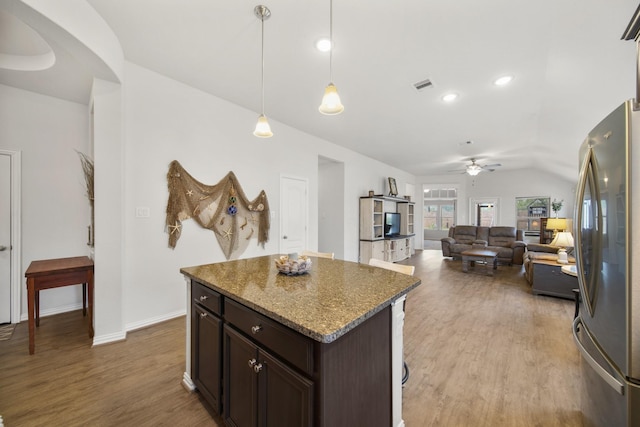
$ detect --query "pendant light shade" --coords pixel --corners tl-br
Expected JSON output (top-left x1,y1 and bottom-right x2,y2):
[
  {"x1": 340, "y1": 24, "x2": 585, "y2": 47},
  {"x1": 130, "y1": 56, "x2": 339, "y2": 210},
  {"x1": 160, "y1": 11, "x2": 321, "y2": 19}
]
[
  {"x1": 253, "y1": 114, "x2": 273, "y2": 138},
  {"x1": 319, "y1": 83, "x2": 344, "y2": 115},
  {"x1": 254, "y1": 5, "x2": 273, "y2": 138},
  {"x1": 319, "y1": 0, "x2": 344, "y2": 115}
]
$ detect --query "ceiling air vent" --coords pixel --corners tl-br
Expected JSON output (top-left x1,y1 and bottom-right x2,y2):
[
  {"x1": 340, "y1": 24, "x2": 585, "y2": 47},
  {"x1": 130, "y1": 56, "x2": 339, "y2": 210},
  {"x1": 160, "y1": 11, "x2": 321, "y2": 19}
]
[{"x1": 413, "y1": 78, "x2": 433, "y2": 91}]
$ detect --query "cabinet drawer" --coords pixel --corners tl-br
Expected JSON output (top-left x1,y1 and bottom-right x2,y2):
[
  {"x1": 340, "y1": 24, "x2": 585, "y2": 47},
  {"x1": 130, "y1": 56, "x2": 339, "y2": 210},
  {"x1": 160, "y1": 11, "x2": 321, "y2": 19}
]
[
  {"x1": 192, "y1": 281, "x2": 222, "y2": 315},
  {"x1": 532, "y1": 263, "x2": 577, "y2": 299},
  {"x1": 225, "y1": 299, "x2": 314, "y2": 375}
]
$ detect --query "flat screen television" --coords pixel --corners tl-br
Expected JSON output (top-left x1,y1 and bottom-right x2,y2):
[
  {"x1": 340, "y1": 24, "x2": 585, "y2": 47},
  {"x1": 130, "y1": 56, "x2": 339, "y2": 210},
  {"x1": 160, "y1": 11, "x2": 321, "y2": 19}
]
[{"x1": 384, "y1": 212, "x2": 401, "y2": 237}]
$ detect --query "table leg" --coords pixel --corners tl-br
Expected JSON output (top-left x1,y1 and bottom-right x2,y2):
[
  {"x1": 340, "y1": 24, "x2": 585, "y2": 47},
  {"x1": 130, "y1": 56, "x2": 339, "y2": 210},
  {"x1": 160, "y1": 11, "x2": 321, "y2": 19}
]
[
  {"x1": 486, "y1": 259, "x2": 493, "y2": 276},
  {"x1": 82, "y1": 283, "x2": 87, "y2": 316},
  {"x1": 462, "y1": 258, "x2": 469, "y2": 273},
  {"x1": 35, "y1": 290, "x2": 40, "y2": 327},
  {"x1": 27, "y1": 278, "x2": 35, "y2": 355}
]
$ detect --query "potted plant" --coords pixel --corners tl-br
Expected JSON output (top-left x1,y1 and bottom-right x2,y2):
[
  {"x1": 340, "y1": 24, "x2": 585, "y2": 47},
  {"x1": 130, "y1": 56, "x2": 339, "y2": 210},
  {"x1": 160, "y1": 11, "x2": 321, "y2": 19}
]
[{"x1": 551, "y1": 199, "x2": 563, "y2": 217}]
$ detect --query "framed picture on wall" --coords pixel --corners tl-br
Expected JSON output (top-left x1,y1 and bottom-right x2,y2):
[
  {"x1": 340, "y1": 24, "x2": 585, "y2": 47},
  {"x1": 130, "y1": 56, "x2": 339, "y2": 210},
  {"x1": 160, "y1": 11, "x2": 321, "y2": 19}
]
[{"x1": 388, "y1": 177, "x2": 398, "y2": 196}]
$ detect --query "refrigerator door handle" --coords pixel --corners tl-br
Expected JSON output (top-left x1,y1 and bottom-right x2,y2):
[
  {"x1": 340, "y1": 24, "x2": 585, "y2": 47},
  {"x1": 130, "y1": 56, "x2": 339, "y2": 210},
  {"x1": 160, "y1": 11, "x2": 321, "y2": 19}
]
[{"x1": 573, "y1": 317, "x2": 624, "y2": 395}]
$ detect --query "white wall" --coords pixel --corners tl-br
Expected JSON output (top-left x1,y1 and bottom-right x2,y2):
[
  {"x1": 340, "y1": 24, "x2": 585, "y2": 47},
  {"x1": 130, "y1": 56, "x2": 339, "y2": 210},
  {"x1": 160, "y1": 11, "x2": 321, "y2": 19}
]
[
  {"x1": 92, "y1": 78, "x2": 125, "y2": 341},
  {"x1": 0, "y1": 84, "x2": 91, "y2": 318},
  {"x1": 318, "y1": 159, "x2": 345, "y2": 259}
]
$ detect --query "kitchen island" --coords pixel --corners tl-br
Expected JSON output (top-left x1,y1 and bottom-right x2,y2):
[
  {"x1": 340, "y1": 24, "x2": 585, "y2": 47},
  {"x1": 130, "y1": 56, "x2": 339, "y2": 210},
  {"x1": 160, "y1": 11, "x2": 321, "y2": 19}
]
[{"x1": 181, "y1": 255, "x2": 420, "y2": 427}]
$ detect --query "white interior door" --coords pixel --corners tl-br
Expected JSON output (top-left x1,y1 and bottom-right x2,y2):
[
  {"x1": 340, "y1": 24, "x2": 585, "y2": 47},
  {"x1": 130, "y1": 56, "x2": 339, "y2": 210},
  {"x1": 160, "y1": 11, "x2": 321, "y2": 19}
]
[
  {"x1": 280, "y1": 176, "x2": 308, "y2": 255},
  {"x1": 0, "y1": 154, "x2": 11, "y2": 323}
]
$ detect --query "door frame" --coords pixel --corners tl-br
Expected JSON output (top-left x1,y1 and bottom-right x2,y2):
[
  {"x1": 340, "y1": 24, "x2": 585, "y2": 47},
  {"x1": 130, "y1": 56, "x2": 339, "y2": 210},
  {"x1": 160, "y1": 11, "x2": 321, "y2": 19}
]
[
  {"x1": 0, "y1": 150, "x2": 22, "y2": 324},
  {"x1": 469, "y1": 197, "x2": 500, "y2": 227}
]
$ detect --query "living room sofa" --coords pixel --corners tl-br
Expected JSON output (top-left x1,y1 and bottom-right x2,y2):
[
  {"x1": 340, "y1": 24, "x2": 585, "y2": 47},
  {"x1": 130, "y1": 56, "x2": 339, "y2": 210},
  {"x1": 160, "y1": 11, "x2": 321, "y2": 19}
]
[{"x1": 441, "y1": 225, "x2": 526, "y2": 265}]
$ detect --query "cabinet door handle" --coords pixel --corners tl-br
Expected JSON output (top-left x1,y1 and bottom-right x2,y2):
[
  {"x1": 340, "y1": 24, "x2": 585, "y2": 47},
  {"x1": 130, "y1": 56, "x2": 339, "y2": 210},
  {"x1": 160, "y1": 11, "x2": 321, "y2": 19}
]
[
  {"x1": 251, "y1": 325, "x2": 262, "y2": 334},
  {"x1": 200, "y1": 312, "x2": 207, "y2": 319},
  {"x1": 199, "y1": 295, "x2": 208, "y2": 302},
  {"x1": 248, "y1": 359, "x2": 263, "y2": 373}
]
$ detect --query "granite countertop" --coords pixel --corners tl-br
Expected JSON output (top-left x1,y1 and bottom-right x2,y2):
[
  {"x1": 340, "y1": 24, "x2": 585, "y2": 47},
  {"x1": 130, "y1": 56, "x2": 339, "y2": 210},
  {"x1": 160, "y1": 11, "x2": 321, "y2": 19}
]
[{"x1": 180, "y1": 255, "x2": 421, "y2": 343}]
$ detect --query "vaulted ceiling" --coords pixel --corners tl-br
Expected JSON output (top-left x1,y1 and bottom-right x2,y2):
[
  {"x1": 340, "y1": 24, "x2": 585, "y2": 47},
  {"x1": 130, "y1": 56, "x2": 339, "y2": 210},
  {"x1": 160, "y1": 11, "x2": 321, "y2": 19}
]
[{"x1": 2, "y1": 0, "x2": 638, "y2": 181}]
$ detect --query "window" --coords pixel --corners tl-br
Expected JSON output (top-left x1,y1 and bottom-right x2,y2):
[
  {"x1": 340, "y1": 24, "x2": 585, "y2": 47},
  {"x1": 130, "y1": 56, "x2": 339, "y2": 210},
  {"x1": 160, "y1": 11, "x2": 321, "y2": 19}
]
[
  {"x1": 515, "y1": 197, "x2": 550, "y2": 236},
  {"x1": 424, "y1": 187, "x2": 457, "y2": 232}
]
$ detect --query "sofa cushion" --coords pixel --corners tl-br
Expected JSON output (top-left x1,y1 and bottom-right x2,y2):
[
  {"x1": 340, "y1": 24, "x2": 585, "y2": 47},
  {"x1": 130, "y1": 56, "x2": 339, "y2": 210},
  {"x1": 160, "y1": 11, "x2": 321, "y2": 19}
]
[
  {"x1": 450, "y1": 243, "x2": 473, "y2": 254},
  {"x1": 526, "y1": 243, "x2": 561, "y2": 254},
  {"x1": 476, "y1": 226, "x2": 489, "y2": 242},
  {"x1": 488, "y1": 246, "x2": 516, "y2": 260},
  {"x1": 487, "y1": 226, "x2": 517, "y2": 248},
  {"x1": 452, "y1": 226, "x2": 478, "y2": 245}
]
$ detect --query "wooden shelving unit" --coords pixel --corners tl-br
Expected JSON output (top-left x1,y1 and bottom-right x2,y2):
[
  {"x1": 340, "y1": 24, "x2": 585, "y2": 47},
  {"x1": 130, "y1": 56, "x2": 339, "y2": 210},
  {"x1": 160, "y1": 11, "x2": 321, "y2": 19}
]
[{"x1": 359, "y1": 196, "x2": 415, "y2": 263}]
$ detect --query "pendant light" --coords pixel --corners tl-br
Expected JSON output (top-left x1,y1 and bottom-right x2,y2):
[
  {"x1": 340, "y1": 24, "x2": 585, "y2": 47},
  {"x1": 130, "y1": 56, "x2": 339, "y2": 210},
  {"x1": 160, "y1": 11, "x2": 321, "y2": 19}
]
[
  {"x1": 318, "y1": 0, "x2": 344, "y2": 115},
  {"x1": 253, "y1": 5, "x2": 273, "y2": 138}
]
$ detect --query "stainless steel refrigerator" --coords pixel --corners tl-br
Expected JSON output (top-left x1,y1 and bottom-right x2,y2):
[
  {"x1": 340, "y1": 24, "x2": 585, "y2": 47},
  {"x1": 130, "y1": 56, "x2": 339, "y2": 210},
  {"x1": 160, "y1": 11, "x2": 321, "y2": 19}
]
[{"x1": 573, "y1": 100, "x2": 640, "y2": 426}]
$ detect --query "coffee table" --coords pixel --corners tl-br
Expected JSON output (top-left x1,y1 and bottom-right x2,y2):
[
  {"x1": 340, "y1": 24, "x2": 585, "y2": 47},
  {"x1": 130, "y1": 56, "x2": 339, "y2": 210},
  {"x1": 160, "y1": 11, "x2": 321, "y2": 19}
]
[{"x1": 461, "y1": 249, "x2": 498, "y2": 276}]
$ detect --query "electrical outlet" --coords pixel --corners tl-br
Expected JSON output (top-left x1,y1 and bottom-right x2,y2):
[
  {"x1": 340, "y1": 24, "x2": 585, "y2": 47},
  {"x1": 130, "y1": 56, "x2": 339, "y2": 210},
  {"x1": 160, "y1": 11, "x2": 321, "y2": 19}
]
[{"x1": 135, "y1": 207, "x2": 150, "y2": 218}]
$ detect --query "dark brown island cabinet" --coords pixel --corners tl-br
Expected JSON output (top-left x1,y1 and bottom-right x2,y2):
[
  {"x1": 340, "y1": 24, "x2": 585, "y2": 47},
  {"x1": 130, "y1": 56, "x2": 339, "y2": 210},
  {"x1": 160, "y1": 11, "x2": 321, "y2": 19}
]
[{"x1": 181, "y1": 256, "x2": 420, "y2": 427}]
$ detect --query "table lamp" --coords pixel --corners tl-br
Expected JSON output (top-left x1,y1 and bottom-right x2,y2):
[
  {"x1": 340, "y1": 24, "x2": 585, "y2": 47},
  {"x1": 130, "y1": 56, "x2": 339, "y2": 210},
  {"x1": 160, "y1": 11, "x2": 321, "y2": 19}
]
[
  {"x1": 551, "y1": 231, "x2": 574, "y2": 264},
  {"x1": 546, "y1": 218, "x2": 567, "y2": 236}
]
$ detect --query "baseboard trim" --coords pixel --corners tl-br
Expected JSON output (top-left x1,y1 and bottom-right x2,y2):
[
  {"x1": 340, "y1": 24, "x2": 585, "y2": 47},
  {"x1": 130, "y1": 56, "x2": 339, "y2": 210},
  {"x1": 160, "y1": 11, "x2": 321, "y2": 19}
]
[
  {"x1": 182, "y1": 372, "x2": 196, "y2": 392},
  {"x1": 19, "y1": 302, "x2": 83, "y2": 322},
  {"x1": 92, "y1": 310, "x2": 186, "y2": 346},
  {"x1": 92, "y1": 330, "x2": 127, "y2": 346},
  {"x1": 18, "y1": 305, "x2": 186, "y2": 347},
  {"x1": 125, "y1": 310, "x2": 186, "y2": 332}
]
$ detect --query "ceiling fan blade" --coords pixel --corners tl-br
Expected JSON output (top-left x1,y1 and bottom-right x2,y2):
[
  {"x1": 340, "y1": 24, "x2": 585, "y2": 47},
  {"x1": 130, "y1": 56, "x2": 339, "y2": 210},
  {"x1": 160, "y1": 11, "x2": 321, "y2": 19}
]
[{"x1": 481, "y1": 163, "x2": 501, "y2": 168}]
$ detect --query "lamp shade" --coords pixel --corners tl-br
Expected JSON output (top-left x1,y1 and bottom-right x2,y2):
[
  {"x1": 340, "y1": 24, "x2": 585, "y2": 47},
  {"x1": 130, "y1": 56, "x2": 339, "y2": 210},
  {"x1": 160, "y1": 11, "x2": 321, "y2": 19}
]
[
  {"x1": 253, "y1": 114, "x2": 273, "y2": 138},
  {"x1": 319, "y1": 83, "x2": 344, "y2": 115},
  {"x1": 546, "y1": 218, "x2": 567, "y2": 231},
  {"x1": 551, "y1": 231, "x2": 574, "y2": 248}
]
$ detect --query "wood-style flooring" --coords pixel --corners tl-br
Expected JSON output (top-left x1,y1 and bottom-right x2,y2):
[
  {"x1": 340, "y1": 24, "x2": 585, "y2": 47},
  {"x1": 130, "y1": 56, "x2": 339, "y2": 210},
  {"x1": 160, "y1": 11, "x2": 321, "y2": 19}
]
[{"x1": 0, "y1": 249, "x2": 581, "y2": 426}]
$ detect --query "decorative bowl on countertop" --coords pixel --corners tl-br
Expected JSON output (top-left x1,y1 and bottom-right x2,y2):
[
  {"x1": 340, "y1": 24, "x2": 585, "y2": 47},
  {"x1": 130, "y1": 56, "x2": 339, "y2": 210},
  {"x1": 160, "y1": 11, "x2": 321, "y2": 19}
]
[{"x1": 274, "y1": 255, "x2": 312, "y2": 276}]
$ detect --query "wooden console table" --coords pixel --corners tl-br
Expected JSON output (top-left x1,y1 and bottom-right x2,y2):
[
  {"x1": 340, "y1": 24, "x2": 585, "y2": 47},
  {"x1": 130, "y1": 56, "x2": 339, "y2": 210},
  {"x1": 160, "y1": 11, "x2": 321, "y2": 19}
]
[{"x1": 25, "y1": 256, "x2": 94, "y2": 354}]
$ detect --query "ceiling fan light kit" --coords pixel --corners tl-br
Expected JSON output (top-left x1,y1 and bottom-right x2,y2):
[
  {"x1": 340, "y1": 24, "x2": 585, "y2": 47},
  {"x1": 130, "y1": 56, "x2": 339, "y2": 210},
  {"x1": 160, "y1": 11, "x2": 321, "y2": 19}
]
[
  {"x1": 466, "y1": 164, "x2": 482, "y2": 176},
  {"x1": 446, "y1": 158, "x2": 502, "y2": 175}
]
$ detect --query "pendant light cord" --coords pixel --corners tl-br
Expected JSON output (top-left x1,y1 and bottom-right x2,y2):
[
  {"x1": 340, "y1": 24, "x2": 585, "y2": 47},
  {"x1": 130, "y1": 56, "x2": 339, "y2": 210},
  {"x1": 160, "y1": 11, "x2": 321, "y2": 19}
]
[
  {"x1": 329, "y1": 0, "x2": 333, "y2": 83},
  {"x1": 260, "y1": 15, "x2": 265, "y2": 115}
]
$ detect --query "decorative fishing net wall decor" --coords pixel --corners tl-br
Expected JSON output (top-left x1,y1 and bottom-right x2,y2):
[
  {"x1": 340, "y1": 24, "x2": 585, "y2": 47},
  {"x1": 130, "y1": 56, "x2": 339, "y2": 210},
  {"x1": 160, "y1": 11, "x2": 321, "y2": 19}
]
[{"x1": 166, "y1": 161, "x2": 270, "y2": 259}]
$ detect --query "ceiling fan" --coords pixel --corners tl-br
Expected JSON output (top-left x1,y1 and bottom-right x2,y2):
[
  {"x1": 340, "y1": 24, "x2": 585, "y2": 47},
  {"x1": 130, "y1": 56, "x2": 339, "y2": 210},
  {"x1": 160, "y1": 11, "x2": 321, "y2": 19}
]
[{"x1": 448, "y1": 158, "x2": 502, "y2": 176}]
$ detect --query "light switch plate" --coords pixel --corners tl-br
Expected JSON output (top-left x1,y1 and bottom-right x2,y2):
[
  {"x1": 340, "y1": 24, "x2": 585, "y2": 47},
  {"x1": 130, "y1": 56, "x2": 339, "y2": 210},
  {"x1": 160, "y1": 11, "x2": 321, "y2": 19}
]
[{"x1": 135, "y1": 207, "x2": 150, "y2": 218}]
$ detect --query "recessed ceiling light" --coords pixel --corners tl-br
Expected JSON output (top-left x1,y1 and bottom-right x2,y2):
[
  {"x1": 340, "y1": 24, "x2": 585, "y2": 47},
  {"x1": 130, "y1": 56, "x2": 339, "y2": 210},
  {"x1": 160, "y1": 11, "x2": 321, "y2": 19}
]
[
  {"x1": 494, "y1": 75, "x2": 513, "y2": 86},
  {"x1": 442, "y1": 93, "x2": 458, "y2": 102},
  {"x1": 316, "y1": 38, "x2": 332, "y2": 52}
]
